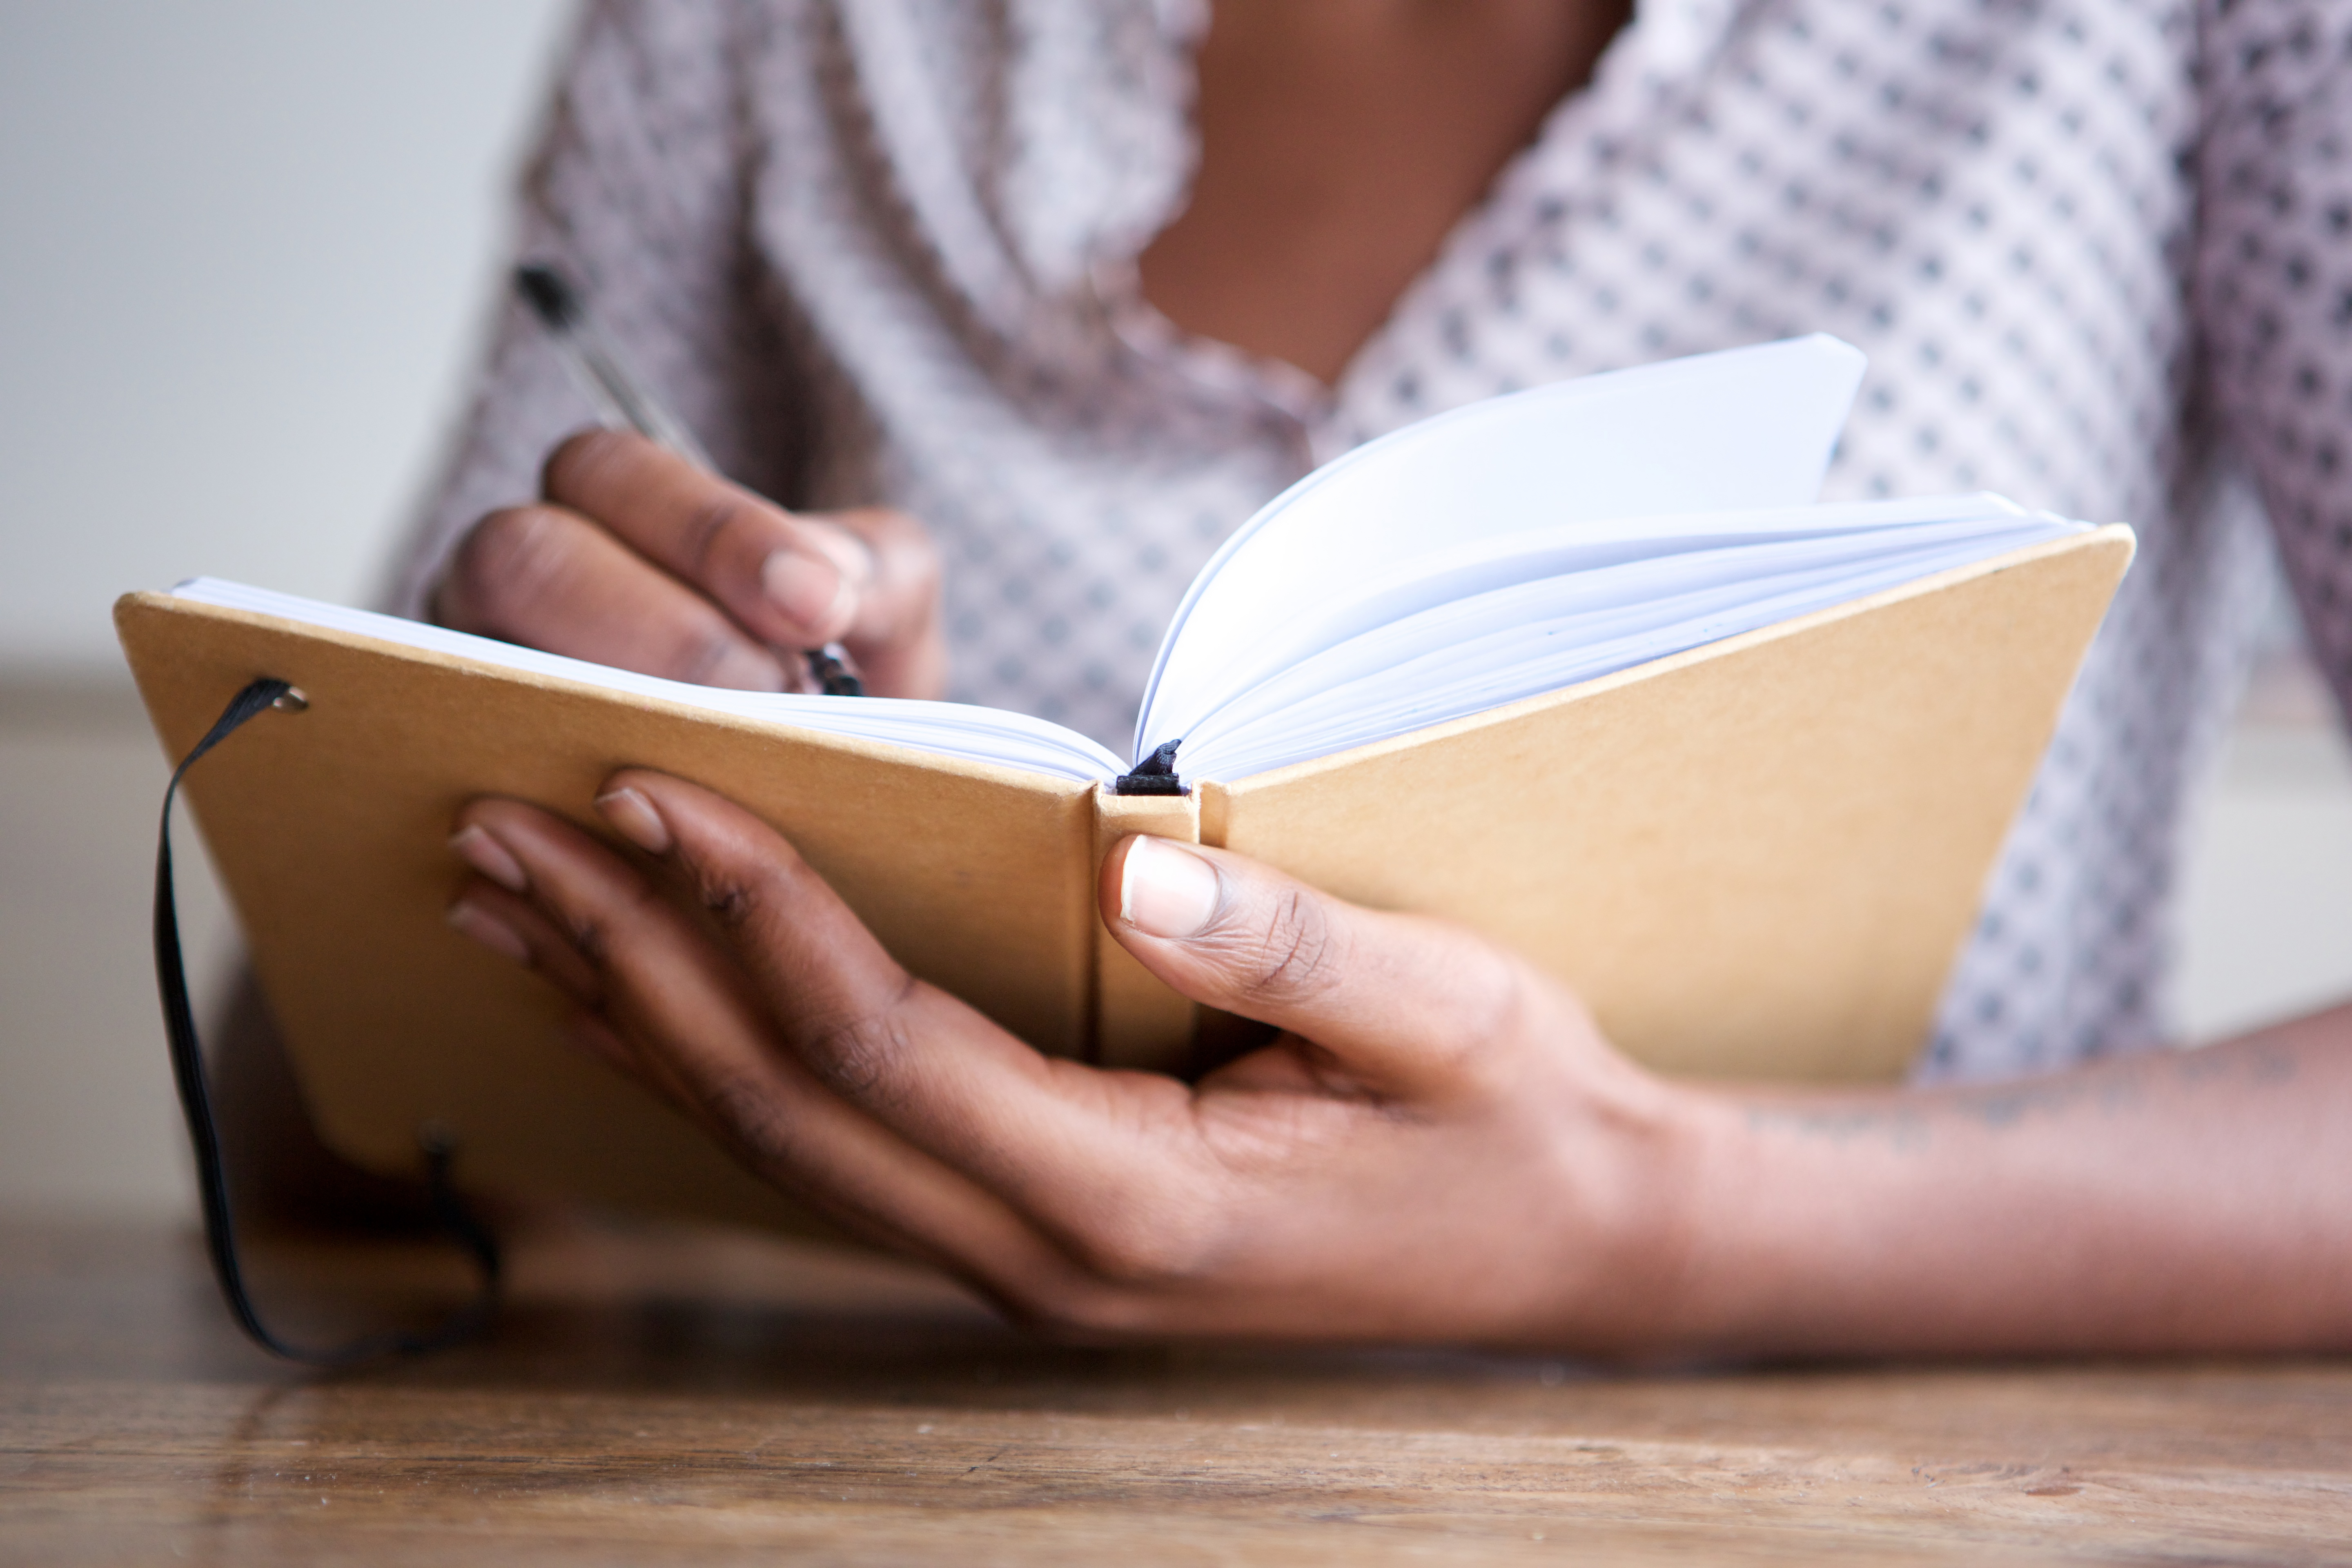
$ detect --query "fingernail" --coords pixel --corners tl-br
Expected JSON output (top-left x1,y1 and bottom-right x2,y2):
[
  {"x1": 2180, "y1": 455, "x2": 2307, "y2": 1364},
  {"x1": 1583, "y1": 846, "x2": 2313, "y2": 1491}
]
[
  {"x1": 447, "y1": 898, "x2": 530, "y2": 964},
  {"x1": 595, "y1": 784, "x2": 673, "y2": 854},
  {"x1": 761, "y1": 549, "x2": 852, "y2": 639},
  {"x1": 448, "y1": 824, "x2": 527, "y2": 893},
  {"x1": 1118, "y1": 837, "x2": 1221, "y2": 940}
]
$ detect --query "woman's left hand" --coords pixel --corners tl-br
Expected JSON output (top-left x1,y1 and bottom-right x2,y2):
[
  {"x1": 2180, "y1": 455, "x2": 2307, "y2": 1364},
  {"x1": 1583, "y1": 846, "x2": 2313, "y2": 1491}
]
[{"x1": 443, "y1": 770, "x2": 1708, "y2": 1348}]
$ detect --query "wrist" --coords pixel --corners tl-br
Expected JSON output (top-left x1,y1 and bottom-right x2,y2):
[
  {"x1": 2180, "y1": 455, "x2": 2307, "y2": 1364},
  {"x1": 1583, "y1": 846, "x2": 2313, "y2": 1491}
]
[
  {"x1": 1641, "y1": 1087, "x2": 1789, "y2": 1354},
  {"x1": 1549, "y1": 1069, "x2": 1810, "y2": 1358},
  {"x1": 1526, "y1": 1055, "x2": 1732, "y2": 1354},
  {"x1": 1642, "y1": 1086, "x2": 1933, "y2": 1358}
]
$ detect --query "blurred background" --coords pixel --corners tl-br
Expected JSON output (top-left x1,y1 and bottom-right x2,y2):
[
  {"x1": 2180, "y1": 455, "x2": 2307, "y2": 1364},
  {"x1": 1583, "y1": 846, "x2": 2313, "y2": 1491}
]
[
  {"x1": 1, "y1": 0, "x2": 571, "y2": 1216},
  {"x1": 3, "y1": 1, "x2": 2350, "y2": 1223}
]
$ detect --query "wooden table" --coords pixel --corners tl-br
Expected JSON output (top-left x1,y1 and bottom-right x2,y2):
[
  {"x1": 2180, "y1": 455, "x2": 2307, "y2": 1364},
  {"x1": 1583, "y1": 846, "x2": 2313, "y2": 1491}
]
[{"x1": 4, "y1": 1214, "x2": 2349, "y2": 1565}]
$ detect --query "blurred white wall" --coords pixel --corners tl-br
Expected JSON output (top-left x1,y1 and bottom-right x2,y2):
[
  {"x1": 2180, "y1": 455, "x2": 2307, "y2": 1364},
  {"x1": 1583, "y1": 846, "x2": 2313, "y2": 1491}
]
[
  {"x1": 0, "y1": 0, "x2": 573, "y2": 1218},
  {"x1": 0, "y1": 0, "x2": 573, "y2": 668}
]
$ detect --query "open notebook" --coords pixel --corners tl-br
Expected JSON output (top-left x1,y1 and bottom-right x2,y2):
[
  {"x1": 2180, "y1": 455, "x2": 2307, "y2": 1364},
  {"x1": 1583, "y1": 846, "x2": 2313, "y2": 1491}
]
[
  {"x1": 120, "y1": 335, "x2": 2132, "y2": 1231},
  {"x1": 170, "y1": 336, "x2": 2085, "y2": 791}
]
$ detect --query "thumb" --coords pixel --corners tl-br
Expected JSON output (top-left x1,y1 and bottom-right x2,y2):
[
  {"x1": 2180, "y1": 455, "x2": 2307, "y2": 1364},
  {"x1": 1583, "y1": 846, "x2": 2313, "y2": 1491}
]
[{"x1": 1099, "y1": 835, "x2": 1527, "y2": 1094}]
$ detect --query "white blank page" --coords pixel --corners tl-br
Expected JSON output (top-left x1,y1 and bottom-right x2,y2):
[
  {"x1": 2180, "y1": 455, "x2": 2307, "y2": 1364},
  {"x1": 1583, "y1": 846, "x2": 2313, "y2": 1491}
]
[{"x1": 1134, "y1": 335, "x2": 1869, "y2": 762}]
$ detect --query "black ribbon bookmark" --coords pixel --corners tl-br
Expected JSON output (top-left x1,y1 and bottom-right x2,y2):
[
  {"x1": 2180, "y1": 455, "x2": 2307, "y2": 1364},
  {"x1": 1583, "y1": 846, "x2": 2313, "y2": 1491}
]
[{"x1": 156, "y1": 677, "x2": 501, "y2": 1365}]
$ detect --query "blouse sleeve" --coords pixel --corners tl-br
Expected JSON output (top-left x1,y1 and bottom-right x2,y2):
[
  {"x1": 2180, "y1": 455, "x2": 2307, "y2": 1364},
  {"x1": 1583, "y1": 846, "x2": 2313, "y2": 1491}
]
[
  {"x1": 2194, "y1": 3, "x2": 2352, "y2": 716},
  {"x1": 379, "y1": 0, "x2": 809, "y2": 617}
]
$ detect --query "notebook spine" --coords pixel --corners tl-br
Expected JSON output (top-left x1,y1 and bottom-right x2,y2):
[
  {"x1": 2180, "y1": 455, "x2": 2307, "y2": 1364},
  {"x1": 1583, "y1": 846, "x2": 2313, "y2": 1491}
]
[{"x1": 1089, "y1": 783, "x2": 1201, "y2": 1071}]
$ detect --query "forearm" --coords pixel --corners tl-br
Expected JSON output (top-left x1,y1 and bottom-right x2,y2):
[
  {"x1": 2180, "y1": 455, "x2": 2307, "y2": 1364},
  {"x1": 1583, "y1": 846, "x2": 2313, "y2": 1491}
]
[{"x1": 1660, "y1": 1004, "x2": 2352, "y2": 1356}]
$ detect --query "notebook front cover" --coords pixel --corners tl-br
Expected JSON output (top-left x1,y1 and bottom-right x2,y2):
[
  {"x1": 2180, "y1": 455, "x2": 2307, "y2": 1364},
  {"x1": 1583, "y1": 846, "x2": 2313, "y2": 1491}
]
[{"x1": 119, "y1": 594, "x2": 1096, "y2": 1228}]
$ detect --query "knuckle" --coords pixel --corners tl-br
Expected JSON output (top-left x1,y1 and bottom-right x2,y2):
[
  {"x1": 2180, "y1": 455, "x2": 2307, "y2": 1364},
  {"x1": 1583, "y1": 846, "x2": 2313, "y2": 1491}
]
[
  {"x1": 1448, "y1": 929, "x2": 1532, "y2": 1033},
  {"x1": 1421, "y1": 931, "x2": 1536, "y2": 1077},
  {"x1": 797, "y1": 1001, "x2": 916, "y2": 1104},
  {"x1": 1062, "y1": 1195, "x2": 1225, "y2": 1291},
  {"x1": 551, "y1": 909, "x2": 608, "y2": 973},
  {"x1": 540, "y1": 426, "x2": 632, "y2": 501},
  {"x1": 446, "y1": 506, "x2": 570, "y2": 630},
  {"x1": 557, "y1": 874, "x2": 665, "y2": 973},
  {"x1": 1239, "y1": 888, "x2": 1344, "y2": 1005},
  {"x1": 676, "y1": 492, "x2": 763, "y2": 577},
  {"x1": 688, "y1": 851, "x2": 795, "y2": 933},
  {"x1": 559, "y1": 903, "x2": 614, "y2": 969},
  {"x1": 699, "y1": 1068, "x2": 795, "y2": 1167}
]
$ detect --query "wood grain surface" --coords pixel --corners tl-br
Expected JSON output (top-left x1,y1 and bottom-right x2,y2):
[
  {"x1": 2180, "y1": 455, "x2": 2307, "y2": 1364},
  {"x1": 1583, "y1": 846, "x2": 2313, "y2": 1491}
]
[{"x1": 3, "y1": 1213, "x2": 2349, "y2": 1566}]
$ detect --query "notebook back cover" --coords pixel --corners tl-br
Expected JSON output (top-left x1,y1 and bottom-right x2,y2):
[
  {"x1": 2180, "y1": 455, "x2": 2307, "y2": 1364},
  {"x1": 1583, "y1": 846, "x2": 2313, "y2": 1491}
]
[{"x1": 1196, "y1": 527, "x2": 2134, "y2": 1083}]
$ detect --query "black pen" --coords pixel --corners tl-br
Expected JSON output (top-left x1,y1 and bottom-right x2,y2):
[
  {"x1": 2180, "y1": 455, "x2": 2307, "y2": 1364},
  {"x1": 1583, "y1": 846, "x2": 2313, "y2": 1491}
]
[{"x1": 512, "y1": 263, "x2": 862, "y2": 697}]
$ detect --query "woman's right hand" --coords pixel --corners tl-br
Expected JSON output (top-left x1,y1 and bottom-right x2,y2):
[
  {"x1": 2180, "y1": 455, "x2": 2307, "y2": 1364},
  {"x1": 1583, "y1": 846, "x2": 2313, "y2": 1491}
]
[{"x1": 432, "y1": 429, "x2": 947, "y2": 699}]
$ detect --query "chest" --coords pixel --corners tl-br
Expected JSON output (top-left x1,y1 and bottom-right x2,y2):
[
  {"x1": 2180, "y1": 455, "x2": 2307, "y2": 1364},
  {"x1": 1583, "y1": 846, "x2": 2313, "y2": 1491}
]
[{"x1": 1136, "y1": 0, "x2": 1631, "y2": 385}]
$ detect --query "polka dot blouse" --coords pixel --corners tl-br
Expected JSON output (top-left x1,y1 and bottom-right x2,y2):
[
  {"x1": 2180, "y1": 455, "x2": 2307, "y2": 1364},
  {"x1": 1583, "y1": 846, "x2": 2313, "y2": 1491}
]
[{"x1": 391, "y1": 0, "x2": 2352, "y2": 1082}]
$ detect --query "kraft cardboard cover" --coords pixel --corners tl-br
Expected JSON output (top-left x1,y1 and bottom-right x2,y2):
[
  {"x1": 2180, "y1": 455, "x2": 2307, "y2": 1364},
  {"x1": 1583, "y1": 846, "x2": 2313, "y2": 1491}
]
[
  {"x1": 116, "y1": 523, "x2": 2129, "y2": 1227},
  {"x1": 118, "y1": 597, "x2": 1096, "y2": 1231},
  {"x1": 1199, "y1": 526, "x2": 2136, "y2": 1082}
]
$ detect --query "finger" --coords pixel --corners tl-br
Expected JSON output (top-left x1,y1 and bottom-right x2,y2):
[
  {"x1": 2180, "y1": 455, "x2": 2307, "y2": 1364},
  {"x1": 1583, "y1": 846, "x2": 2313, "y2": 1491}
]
[
  {"x1": 434, "y1": 501, "x2": 791, "y2": 690},
  {"x1": 582, "y1": 771, "x2": 1231, "y2": 1282},
  {"x1": 441, "y1": 859, "x2": 733, "y2": 1115},
  {"x1": 1099, "y1": 836, "x2": 1535, "y2": 1100},
  {"x1": 443, "y1": 873, "x2": 606, "y2": 1006},
  {"x1": 445, "y1": 873, "x2": 717, "y2": 1109},
  {"x1": 809, "y1": 506, "x2": 947, "y2": 700},
  {"x1": 542, "y1": 429, "x2": 871, "y2": 650},
  {"x1": 446, "y1": 797, "x2": 1084, "y2": 1295}
]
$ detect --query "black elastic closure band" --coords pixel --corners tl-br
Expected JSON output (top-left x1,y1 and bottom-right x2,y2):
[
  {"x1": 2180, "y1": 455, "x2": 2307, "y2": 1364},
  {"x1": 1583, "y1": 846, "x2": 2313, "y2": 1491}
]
[
  {"x1": 156, "y1": 677, "x2": 501, "y2": 1366},
  {"x1": 1112, "y1": 738, "x2": 1186, "y2": 796}
]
